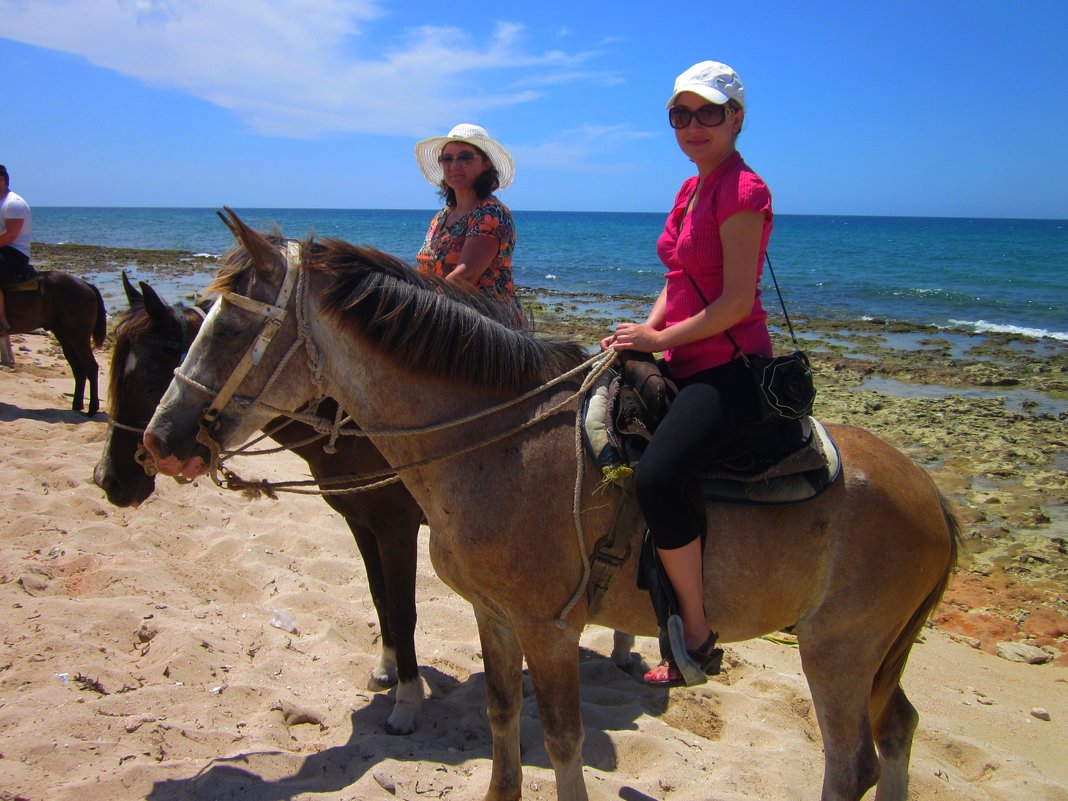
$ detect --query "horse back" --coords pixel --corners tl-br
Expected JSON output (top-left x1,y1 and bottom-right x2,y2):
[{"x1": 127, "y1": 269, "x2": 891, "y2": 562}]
[
  {"x1": 588, "y1": 422, "x2": 957, "y2": 645},
  {"x1": 11, "y1": 271, "x2": 106, "y2": 345}
]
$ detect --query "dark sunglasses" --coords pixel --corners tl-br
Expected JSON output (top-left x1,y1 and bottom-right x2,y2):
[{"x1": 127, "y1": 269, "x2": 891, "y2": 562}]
[
  {"x1": 438, "y1": 151, "x2": 482, "y2": 165},
  {"x1": 668, "y1": 104, "x2": 733, "y2": 129}
]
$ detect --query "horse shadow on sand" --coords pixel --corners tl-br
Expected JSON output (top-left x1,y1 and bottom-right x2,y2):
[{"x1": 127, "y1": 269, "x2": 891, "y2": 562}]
[
  {"x1": 0, "y1": 400, "x2": 103, "y2": 424},
  {"x1": 145, "y1": 647, "x2": 669, "y2": 801}
]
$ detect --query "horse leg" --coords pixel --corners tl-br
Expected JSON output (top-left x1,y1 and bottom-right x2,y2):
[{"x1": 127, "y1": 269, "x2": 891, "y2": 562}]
[
  {"x1": 872, "y1": 686, "x2": 918, "y2": 801},
  {"x1": 799, "y1": 637, "x2": 881, "y2": 801},
  {"x1": 474, "y1": 610, "x2": 525, "y2": 801},
  {"x1": 611, "y1": 630, "x2": 636, "y2": 670},
  {"x1": 350, "y1": 525, "x2": 400, "y2": 686},
  {"x1": 348, "y1": 523, "x2": 423, "y2": 736},
  {"x1": 85, "y1": 352, "x2": 100, "y2": 416},
  {"x1": 56, "y1": 334, "x2": 98, "y2": 415},
  {"x1": 521, "y1": 625, "x2": 588, "y2": 801}
]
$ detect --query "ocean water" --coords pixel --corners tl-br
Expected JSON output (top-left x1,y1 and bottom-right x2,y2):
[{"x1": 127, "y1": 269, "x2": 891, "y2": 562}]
[{"x1": 31, "y1": 207, "x2": 1068, "y2": 341}]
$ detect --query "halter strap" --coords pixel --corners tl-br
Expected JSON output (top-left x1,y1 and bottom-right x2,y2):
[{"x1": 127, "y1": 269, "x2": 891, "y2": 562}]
[{"x1": 201, "y1": 240, "x2": 300, "y2": 430}]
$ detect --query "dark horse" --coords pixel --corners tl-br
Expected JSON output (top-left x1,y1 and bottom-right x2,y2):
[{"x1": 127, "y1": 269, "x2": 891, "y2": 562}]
[
  {"x1": 92, "y1": 271, "x2": 427, "y2": 735},
  {"x1": 3, "y1": 271, "x2": 107, "y2": 415}
]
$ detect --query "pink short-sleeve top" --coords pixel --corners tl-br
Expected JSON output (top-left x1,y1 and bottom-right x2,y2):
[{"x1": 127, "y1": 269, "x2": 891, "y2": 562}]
[{"x1": 656, "y1": 151, "x2": 774, "y2": 378}]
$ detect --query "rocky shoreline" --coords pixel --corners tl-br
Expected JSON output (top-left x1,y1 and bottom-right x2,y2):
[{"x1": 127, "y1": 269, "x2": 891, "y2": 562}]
[{"x1": 28, "y1": 241, "x2": 1068, "y2": 665}]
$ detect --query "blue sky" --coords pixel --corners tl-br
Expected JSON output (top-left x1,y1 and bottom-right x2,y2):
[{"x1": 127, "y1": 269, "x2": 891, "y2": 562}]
[{"x1": 3, "y1": 1, "x2": 1066, "y2": 217}]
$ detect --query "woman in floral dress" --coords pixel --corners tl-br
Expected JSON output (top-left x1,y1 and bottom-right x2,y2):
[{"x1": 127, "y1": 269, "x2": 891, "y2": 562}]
[{"x1": 414, "y1": 124, "x2": 517, "y2": 304}]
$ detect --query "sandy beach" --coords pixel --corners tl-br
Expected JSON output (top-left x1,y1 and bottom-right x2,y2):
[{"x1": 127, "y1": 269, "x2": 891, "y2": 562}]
[{"x1": 1, "y1": 246, "x2": 1066, "y2": 800}]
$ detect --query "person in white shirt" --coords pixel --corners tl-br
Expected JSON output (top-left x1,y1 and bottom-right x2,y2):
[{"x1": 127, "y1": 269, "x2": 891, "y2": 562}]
[{"x1": 0, "y1": 164, "x2": 34, "y2": 332}]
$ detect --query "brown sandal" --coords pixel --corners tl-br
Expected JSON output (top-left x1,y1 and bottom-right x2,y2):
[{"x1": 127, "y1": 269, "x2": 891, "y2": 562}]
[
  {"x1": 644, "y1": 632, "x2": 722, "y2": 688},
  {"x1": 687, "y1": 632, "x2": 723, "y2": 676}
]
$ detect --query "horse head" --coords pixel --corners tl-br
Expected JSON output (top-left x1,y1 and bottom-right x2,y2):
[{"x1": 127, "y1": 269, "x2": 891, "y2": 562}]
[
  {"x1": 94, "y1": 272, "x2": 207, "y2": 506},
  {"x1": 144, "y1": 210, "x2": 319, "y2": 478}
]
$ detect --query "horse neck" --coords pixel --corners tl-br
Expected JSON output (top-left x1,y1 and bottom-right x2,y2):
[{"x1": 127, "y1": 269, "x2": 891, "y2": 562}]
[{"x1": 303, "y1": 308, "x2": 563, "y2": 464}]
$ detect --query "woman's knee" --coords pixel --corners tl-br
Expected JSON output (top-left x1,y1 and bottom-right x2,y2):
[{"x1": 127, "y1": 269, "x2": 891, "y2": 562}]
[{"x1": 633, "y1": 459, "x2": 673, "y2": 508}]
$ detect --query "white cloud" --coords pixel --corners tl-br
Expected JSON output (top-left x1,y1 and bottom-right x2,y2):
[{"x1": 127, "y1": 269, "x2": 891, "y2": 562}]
[
  {"x1": 514, "y1": 124, "x2": 659, "y2": 174},
  {"x1": 2, "y1": 0, "x2": 612, "y2": 138}
]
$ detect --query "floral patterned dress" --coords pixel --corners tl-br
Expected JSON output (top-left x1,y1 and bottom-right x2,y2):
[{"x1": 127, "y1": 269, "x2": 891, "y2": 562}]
[{"x1": 416, "y1": 196, "x2": 516, "y2": 298}]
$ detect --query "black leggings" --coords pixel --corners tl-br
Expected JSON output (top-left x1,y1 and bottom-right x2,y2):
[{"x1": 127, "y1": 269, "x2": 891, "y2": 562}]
[{"x1": 633, "y1": 357, "x2": 760, "y2": 550}]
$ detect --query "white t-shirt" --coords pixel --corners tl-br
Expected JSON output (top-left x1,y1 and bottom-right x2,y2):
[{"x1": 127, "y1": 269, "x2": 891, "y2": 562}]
[{"x1": 1, "y1": 191, "x2": 32, "y2": 257}]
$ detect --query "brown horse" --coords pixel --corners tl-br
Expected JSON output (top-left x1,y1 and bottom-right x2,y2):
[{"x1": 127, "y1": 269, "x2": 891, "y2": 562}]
[
  {"x1": 144, "y1": 212, "x2": 960, "y2": 801},
  {"x1": 92, "y1": 271, "x2": 428, "y2": 735},
  {"x1": 3, "y1": 271, "x2": 106, "y2": 415}
]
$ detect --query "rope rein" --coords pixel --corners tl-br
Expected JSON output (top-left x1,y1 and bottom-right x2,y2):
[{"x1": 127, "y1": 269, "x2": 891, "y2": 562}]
[{"x1": 167, "y1": 243, "x2": 621, "y2": 627}]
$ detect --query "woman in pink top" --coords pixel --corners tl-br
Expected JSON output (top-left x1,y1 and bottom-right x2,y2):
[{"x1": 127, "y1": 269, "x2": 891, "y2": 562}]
[{"x1": 602, "y1": 61, "x2": 774, "y2": 687}]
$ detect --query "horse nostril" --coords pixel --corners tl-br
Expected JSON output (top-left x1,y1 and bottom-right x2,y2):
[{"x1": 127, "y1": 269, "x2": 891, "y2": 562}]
[{"x1": 142, "y1": 431, "x2": 165, "y2": 459}]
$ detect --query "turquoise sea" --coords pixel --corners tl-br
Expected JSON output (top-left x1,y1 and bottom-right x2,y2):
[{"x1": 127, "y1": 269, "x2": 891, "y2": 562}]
[{"x1": 31, "y1": 207, "x2": 1068, "y2": 342}]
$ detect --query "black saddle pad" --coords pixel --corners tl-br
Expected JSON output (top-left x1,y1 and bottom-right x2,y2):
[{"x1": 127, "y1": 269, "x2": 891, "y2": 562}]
[{"x1": 699, "y1": 418, "x2": 841, "y2": 504}]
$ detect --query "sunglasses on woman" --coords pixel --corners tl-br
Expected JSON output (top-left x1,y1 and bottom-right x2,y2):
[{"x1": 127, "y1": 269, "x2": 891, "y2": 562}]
[
  {"x1": 668, "y1": 104, "x2": 734, "y2": 129},
  {"x1": 438, "y1": 151, "x2": 482, "y2": 165}
]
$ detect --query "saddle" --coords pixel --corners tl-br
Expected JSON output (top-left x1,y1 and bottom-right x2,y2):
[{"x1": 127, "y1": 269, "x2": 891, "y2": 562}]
[
  {"x1": 582, "y1": 351, "x2": 841, "y2": 501},
  {"x1": 581, "y1": 351, "x2": 842, "y2": 616},
  {"x1": 0, "y1": 273, "x2": 39, "y2": 293}
]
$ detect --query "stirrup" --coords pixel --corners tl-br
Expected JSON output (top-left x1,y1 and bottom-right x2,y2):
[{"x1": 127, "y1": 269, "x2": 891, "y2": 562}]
[{"x1": 666, "y1": 615, "x2": 722, "y2": 686}]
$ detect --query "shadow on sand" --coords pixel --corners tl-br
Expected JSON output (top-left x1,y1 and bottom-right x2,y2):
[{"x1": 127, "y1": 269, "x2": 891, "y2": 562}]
[{"x1": 145, "y1": 649, "x2": 667, "y2": 801}]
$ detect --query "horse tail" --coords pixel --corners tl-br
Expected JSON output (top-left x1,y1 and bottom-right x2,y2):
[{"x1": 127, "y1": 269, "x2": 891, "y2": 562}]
[
  {"x1": 870, "y1": 491, "x2": 960, "y2": 734},
  {"x1": 90, "y1": 283, "x2": 107, "y2": 348}
]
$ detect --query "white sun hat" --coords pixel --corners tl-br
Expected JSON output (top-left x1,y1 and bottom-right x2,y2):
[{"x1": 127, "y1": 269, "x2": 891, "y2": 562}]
[
  {"x1": 666, "y1": 61, "x2": 745, "y2": 109},
  {"x1": 414, "y1": 123, "x2": 515, "y2": 189}
]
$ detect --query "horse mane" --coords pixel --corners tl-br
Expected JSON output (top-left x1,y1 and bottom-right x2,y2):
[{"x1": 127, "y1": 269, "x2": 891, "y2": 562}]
[
  {"x1": 107, "y1": 303, "x2": 201, "y2": 415},
  {"x1": 108, "y1": 306, "x2": 157, "y2": 412},
  {"x1": 312, "y1": 238, "x2": 589, "y2": 393},
  {"x1": 214, "y1": 234, "x2": 590, "y2": 394}
]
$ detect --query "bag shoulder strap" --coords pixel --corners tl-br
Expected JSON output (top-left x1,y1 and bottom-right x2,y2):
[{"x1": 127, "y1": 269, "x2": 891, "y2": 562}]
[{"x1": 680, "y1": 252, "x2": 800, "y2": 354}]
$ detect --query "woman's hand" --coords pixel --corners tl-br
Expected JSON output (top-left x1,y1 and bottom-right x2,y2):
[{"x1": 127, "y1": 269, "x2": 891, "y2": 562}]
[{"x1": 603, "y1": 322, "x2": 663, "y2": 353}]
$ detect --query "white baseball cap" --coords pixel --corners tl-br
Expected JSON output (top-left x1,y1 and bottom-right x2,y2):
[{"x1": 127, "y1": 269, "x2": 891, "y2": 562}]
[
  {"x1": 666, "y1": 61, "x2": 745, "y2": 109},
  {"x1": 414, "y1": 123, "x2": 515, "y2": 189}
]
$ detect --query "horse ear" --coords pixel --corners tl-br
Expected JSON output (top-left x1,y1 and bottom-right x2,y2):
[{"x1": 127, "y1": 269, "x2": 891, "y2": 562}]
[
  {"x1": 217, "y1": 206, "x2": 283, "y2": 277},
  {"x1": 122, "y1": 271, "x2": 144, "y2": 308},
  {"x1": 141, "y1": 282, "x2": 177, "y2": 332}
]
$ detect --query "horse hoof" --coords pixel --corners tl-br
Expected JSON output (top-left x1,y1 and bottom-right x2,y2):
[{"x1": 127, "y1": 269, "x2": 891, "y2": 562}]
[
  {"x1": 368, "y1": 673, "x2": 398, "y2": 691},
  {"x1": 384, "y1": 715, "x2": 416, "y2": 736}
]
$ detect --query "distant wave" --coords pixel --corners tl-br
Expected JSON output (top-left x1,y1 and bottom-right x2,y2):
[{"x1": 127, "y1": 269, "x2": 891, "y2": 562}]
[{"x1": 947, "y1": 319, "x2": 1068, "y2": 342}]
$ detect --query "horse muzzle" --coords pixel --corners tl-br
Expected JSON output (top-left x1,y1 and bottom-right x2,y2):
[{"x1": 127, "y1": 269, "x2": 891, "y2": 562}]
[{"x1": 142, "y1": 430, "x2": 209, "y2": 479}]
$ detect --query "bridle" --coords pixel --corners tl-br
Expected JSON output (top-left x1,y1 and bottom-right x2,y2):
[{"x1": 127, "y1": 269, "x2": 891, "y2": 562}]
[
  {"x1": 195, "y1": 239, "x2": 302, "y2": 433},
  {"x1": 175, "y1": 236, "x2": 619, "y2": 465},
  {"x1": 109, "y1": 304, "x2": 207, "y2": 438}
]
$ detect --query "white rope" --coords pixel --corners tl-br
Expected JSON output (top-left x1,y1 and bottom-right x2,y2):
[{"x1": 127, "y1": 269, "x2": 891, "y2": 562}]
[
  {"x1": 107, "y1": 419, "x2": 149, "y2": 435},
  {"x1": 171, "y1": 245, "x2": 621, "y2": 625}
]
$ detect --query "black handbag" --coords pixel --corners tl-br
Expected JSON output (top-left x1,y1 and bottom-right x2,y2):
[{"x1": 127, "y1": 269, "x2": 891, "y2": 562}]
[
  {"x1": 684, "y1": 253, "x2": 816, "y2": 422},
  {"x1": 735, "y1": 347, "x2": 815, "y2": 420}
]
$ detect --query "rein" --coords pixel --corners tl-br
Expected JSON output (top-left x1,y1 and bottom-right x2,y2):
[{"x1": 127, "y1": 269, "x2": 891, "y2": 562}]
[
  {"x1": 178, "y1": 239, "x2": 618, "y2": 497},
  {"x1": 170, "y1": 239, "x2": 618, "y2": 627}
]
